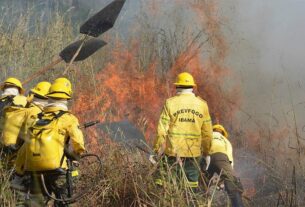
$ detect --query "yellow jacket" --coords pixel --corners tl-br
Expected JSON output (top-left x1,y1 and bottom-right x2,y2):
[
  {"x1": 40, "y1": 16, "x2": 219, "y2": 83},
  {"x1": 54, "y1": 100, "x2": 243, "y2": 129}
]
[
  {"x1": 154, "y1": 93, "x2": 213, "y2": 157},
  {"x1": 209, "y1": 131, "x2": 234, "y2": 167},
  {"x1": 24, "y1": 106, "x2": 85, "y2": 171},
  {"x1": 2, "y1": 103, "x2": 42, "y2": 146},
  {"x1": 0, "y1": 95, "x2": 28, "y2": 146},
  {"x1": 11, "y1": 103, "x2": 44, "y2": 174}
]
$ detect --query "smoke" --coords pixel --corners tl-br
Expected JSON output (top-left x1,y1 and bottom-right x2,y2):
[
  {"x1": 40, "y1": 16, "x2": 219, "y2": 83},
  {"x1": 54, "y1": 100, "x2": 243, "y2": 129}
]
[
  {"x1": 221, "y1": 0, "x2": 305, "y2": 129},
  {"x1": 221, "y1": 0, "x2": 305, "y2": 166},
  {"x1": 219, "y1": 0, "x2": 305, "y2": 202}
]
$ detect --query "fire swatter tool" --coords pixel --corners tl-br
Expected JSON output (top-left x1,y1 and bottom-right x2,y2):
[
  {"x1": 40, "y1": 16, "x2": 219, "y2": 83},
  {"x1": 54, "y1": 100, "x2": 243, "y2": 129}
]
[
  {"x1": 80, "y1": 0, "x2": 126, "y2": 37},
  {"x1": 25, "y1": 0, "x2": 125, "y2": 82},
  {"x1": 63, "y1": 0, "x2": 126, "y2": 74}
]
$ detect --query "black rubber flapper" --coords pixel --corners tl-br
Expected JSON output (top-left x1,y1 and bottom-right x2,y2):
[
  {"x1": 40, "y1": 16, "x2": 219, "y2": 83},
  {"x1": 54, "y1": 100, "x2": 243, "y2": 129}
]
[
  {"x1": 59, "y1": 38, "x2": 107, "y2": 63},
  {"x1": 80, "y1": 0, "x2": 126, "y2": 37}
]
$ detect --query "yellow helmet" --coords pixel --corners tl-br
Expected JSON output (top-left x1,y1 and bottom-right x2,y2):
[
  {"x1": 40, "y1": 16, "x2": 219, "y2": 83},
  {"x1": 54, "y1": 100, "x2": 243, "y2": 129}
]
[
  {"x1": 53, "y1": 77, "x2": 70, "y2": 84},
  {"x1": 174, "y1": 72, "x2": 196, "y2": 87},
  {"x1": 1, "y1": 77, "x2": 24, "y2": 94},
  {"x1": 213, "y1": 124, "x2": 229, "y2": 138},
  {"x1": 30, "y1": 81, "x2": 51, "y2": 99},
  {"x1": 47, "y1": 78, "x2": 72, "y2": 99}
]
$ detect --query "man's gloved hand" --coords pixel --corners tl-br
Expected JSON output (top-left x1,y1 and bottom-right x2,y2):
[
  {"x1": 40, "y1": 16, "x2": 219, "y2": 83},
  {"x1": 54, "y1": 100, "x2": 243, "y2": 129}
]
[
  {"x1": 64, "y1": 148, "x2": 80, "y2": 161},
  {"x1": 3, "y1": 145, "x2": 18, "y2": 155},
  {"x1": 149, "y1": 154, "x2": 157, "y2": 164},
  {"x1": 72, "y1": 160, "x2": 80, "y2": 167},
  {"x1": 204, "y1": 156, "x2": 211, "y2": 170}
]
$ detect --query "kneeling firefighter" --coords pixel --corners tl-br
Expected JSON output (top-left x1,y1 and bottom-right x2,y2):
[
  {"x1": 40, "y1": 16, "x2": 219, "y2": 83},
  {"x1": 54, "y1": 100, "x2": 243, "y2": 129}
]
[
  {"x1": 153, "y1": 72, "x2": 213, "y2": 190},
  {"x1": 23, "y1": 78, "x2": 85, "y2": 207},
  {"x1": 8, "y1": 81, "x2": 51, "y2": 189},
  {"x1": 203, "y1": 124, "x2": 245, "y2": 207},
  {"x1": 0, "y1": 77, "x2": 27, "y2": 155}
]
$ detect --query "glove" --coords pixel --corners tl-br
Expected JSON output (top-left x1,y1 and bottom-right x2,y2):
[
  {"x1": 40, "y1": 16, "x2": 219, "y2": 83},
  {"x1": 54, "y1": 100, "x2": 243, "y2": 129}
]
[
  {"x1": 64, "y1": 148, "x2": 80, "y2": 161},
  {"x1": 72, "y1": 160, "x2": 80, "y2": 167},
  {"x1": 3, "y1": 145, "x2": 18, "y2": 155},
  {"x1": 148, "y1": 154, "x2": 157, "y2": 164},
  {"x1": 205, "y1": 156, "x2": 211, "y2": 170}
]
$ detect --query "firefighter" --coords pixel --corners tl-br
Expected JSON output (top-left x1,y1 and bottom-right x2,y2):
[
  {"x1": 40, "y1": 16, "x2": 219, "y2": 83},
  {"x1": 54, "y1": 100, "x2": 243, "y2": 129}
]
[
  {"x1": 0, "y1": 77, "x2": 25, "y2": 130},
  {"x1": 22, "y1": 77, "x2": 85, "y2": 207},
  {"x1": 8, "y1": 81, "x2": 51, "y2": 190},
  {"x1": 204, "y1": 124, "x2": 245, "y2": 207},
  {"x1": 0, "y1": 77, "x2": 27, "y2": 154},
  {"x1": 153, "y1": 72, "x2": 213, "y2": 190}
]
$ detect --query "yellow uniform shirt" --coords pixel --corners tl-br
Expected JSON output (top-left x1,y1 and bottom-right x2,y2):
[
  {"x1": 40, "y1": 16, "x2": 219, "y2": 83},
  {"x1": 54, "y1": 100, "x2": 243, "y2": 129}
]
[
  {"x1": 154, "y1": 93, "x2": 213, "y2": 157},
  {"x1": 209, "y1": 131, "x2": 234, "y2": 167}
]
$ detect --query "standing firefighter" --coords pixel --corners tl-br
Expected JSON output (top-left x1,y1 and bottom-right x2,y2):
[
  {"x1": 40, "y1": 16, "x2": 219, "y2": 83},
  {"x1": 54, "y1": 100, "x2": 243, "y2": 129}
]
[
  {"x1": 205, "y1": 124, "x2": 245, "y2": 207},
  {"x1": 0, "y1": 77, "x2": 27, "y2": 154},
  {"x1": 153, "y1": 72, "x2": 213, "y2": 189},
  {"x1": 8, "y1": 81, "x2": 51, "y2": 189},
  {"x1": 23, "y1": 78, "x2": 85, "y2": 207}
]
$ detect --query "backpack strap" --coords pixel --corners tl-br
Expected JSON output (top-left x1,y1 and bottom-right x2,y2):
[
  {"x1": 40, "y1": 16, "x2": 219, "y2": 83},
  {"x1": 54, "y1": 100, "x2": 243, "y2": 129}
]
[
  {"x1": 60, "y1": 136, "x2": 71, "y2": 167},
  {"x1": 0, "y1": 95, "x2": 14, "y2": 114},
  {"x1": 35, "y1": 110, "x2": 67, "y2": 127}
]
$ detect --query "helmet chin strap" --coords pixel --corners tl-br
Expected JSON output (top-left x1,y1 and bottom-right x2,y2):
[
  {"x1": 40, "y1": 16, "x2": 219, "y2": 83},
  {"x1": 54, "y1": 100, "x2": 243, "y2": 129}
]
[{"x1": 2, "y1": 87, "x2": 19, "y2": 97}]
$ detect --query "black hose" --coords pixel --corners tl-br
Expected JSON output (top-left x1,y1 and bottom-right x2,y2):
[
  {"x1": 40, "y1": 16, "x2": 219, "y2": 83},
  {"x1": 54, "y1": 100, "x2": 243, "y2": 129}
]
[
  {"x1": 81, "y1": 153, "x2": 102, "y2": 165},
  {"x1": 40, "y1": 153, "x2": 103, "y2": 204},
  {"x1": 40, "y1": 174, "x2": 81, "y2": 204}
]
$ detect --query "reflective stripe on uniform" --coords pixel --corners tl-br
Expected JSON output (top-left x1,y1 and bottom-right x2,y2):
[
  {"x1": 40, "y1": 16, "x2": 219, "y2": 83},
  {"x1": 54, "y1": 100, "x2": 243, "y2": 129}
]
[
  {"x1": 187, "y1": 181, "x2": 198, "y2": 188},
  {"x1": 161, "y1": 117, "x2": 170, "y2": 121},
  {"x1": 155, "y1": 178, "x2": 163, "y2": 186},
  {"x1": 169, "y1": 132, "x2": 201, "y2": 137}
]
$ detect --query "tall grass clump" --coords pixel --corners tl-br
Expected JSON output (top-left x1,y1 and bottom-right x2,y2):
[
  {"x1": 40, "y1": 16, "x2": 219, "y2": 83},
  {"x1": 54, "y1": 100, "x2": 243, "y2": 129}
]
[{"x1": 0, "y1": 153, "x2": 16, "y2": 206}]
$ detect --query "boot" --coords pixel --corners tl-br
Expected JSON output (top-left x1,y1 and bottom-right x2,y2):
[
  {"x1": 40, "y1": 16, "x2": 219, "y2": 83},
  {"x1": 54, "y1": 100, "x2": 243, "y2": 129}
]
[
  {"x1": 10, "y1": 174, "x2": 26, "y2": 191},
  {"x1": 230, "y1": 192, "x2": 244, "y2": 207}
]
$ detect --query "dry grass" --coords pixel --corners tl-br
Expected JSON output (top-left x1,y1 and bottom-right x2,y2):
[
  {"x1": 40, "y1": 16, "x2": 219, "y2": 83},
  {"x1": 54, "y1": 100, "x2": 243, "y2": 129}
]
[
  {"x1": 73, "y1": 144, "x2": 207, "y2": 207},
  {"x1": 0, "y1": 152, "x2": 17, "y2": 206}
]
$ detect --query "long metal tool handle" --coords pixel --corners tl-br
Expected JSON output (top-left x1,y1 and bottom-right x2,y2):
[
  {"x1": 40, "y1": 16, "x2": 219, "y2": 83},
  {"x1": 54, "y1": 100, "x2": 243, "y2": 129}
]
[
  {"x1": 23, "y1": 57, "x2": 62, "y2": 85},
  {"x1": 62, "y1": 35, "x2": 89, "y2": 75},
  {"x1": 80, "y1": 120, "x2": 100, "y2": 129}
]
